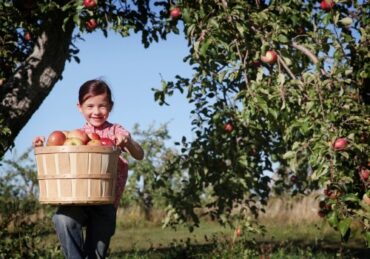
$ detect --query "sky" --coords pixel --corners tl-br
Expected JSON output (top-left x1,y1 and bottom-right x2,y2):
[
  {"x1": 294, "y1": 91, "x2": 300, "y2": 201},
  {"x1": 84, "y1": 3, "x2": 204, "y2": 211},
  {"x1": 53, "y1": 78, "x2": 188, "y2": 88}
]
[{"x1": 4, "y1": 29, "x2": 194, "y2": 160}]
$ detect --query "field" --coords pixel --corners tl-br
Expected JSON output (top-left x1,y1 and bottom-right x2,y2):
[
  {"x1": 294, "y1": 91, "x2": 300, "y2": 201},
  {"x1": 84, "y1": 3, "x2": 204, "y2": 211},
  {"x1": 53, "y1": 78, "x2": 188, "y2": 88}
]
[{"x1": 103, "y1": 194, "x2": 369, "y2": 258}]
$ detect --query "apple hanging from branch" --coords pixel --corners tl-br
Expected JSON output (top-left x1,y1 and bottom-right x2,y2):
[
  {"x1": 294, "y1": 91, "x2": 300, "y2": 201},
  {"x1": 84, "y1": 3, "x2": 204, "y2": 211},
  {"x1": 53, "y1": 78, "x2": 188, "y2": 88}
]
[
  {"x1": 86, "y1": 18, "x2": 97, "y2": 31},
  {"x1": 320, "y1": 0, "x2": 335, "y2": 11},
  {"x1": 170, "y1": 7, "x2": 181, "y2": 19},
  {"x1": 24, "y1": 31, "x2": 32, "y2": 41},
  {"x1": 332, "y1": 137, "x2": 348, "y2": 151},
  {"x1": 83, "y1": 0, "x2": 97, "y2": 9},
  {"x1": 223, "y1": 122, "x2": 234, "y2": 133},
  {"x1": 261, "y1": 50, "x2": 278, "y2": 64}
]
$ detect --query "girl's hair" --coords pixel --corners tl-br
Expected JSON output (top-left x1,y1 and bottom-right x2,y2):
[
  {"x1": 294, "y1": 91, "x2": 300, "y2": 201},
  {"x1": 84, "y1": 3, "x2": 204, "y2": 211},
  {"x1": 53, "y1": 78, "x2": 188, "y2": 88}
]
[{"x1": 78, "y1": 79, "x2": 114, "y2": 107}]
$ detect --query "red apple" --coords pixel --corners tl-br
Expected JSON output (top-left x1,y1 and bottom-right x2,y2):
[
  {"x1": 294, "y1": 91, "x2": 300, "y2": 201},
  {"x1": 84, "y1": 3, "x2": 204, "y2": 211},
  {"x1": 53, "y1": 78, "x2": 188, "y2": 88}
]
[
  {"x1": 318, "y1": 210, "x2": 326, "y2": 218},
  {"x1": 34, "y1": 138, "x2": 44, "y2": 147},
  {"x1": 224, "y1": 123, "x2": 234, "y2": 133},
  {"x1": 87, "y1": 139, "x2": 102, "y2": 146},
  {"x1": 324, "y1": 188, "x2": 340, "y2": 200},
  {"x1": 170, "y1": 7, "x2": 181, "y2": 19},
  {"x1": 64, "y1": 138, "x2": 84, "y2": 146},
  {"x1": 100, "y1": 138, "x2": 115, "y2": 146},
  {"x1": 261, "y1": 50, "x2": 278, "y2": 64},
  {"x1": 83, "y1": 0, "x2": 97, "y2": 8},
  {"x1": 67, "y1": 129, "x2": 89, "y2": 144},
  {"x1": 24, "y1": 31, "x2": 32, "y2": 41},
  {"x1": 332, "y1": 137, "x2": 348, "y2": 151},
  {"x1": 87, "y1": 132, "x2": 100, "y2": 140},
  {"x1": 86, "y1": 18, "x2": 97, "y2": 31},
  {"x1": 320, "y1": 0, "x2": 335, "y2": 11},
  {"x1": 46, "y1": 130, "x2": 66, "y2": 146},
  {"x1": 235, "y1": 227, "x2": 241, "y2": 237},
  {"x1": 324, "y1": 188, "x2": 332, "y2": 197},
  {"x1": 319, "y1": 200, "x2": 326, "y2": 209},
  {"x1": 360, "y1": 168, "x2": 369, "y2": 181}
]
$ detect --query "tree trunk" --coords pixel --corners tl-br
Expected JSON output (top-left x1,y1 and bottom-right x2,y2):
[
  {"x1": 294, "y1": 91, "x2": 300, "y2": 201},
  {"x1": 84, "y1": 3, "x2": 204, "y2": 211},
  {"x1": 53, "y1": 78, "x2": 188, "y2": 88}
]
[{"x1": 0, "y1": 11, "x2": 75, "y2": 157}]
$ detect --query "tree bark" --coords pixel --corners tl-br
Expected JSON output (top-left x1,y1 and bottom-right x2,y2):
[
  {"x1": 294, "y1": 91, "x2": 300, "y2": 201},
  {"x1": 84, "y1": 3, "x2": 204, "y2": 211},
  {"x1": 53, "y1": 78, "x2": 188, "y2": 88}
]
[{"x1": 0, "y1": 11, "x2": 75, "y2": 157}]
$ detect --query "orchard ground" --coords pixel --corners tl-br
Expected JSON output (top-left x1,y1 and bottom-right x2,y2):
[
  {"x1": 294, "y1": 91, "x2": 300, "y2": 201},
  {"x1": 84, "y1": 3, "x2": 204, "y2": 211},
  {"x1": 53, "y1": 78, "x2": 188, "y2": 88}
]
[{"x1": 39, "y1": 194, "x2": 370, "y2": 258}]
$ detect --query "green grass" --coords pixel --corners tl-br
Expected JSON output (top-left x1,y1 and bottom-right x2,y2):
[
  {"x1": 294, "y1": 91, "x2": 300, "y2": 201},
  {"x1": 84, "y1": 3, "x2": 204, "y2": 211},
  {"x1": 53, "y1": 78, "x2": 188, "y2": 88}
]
[
  {"x1": 110, "y1": 221, "x2": 233, "y2": 253},
  {"x1": 107, "y1": 219, "x2": 369, "y2": 259}
]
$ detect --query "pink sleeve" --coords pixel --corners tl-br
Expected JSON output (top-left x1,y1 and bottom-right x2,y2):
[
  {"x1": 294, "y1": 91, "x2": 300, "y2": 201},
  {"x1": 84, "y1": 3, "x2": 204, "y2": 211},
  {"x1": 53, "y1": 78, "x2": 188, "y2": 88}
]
[{"x1": 113, "y1": 124, "x2": 130, "y2": 137}]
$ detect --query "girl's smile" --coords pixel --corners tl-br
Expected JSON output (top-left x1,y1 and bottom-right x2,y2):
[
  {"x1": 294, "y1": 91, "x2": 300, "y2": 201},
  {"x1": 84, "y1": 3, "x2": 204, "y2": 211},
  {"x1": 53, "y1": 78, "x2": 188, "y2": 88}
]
[{"x1": 78, "y1": 93, "x2": 112, "y2": 128}]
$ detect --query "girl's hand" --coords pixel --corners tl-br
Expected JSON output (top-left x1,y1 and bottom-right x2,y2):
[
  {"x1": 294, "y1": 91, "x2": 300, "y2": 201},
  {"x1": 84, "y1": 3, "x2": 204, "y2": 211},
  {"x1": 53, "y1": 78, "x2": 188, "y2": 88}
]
[
  {"x1": 114, "y1": 132, "x2": 131, "y2": 147},
  {"x1": 33, "y1": 136, "x2": 45, "y2": 147}
]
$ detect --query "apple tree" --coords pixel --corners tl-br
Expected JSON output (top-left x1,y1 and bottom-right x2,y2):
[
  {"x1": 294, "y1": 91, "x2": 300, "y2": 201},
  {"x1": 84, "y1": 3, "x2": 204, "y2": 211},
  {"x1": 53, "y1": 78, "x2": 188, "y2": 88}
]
[
  {"x1": 0, "y1": 0, "x2": 177, "y2": 157},
  {"x1": 152, "y1": 0, "x2": 370, "y2": 245},
  {"x1": 1, "y1": 0, "x2": 369, "y2": 247}
]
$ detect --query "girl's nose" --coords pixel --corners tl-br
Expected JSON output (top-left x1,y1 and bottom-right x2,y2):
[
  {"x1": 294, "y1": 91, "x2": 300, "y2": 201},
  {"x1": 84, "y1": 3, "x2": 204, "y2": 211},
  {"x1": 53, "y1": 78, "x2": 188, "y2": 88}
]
[{"x1": 92, "y1": 107, "x2": 100, "y2": 114}]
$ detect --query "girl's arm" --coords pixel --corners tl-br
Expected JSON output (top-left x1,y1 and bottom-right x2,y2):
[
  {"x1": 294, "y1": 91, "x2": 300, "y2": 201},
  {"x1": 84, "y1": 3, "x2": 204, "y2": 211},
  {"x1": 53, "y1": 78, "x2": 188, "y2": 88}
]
[{"x1": 123, "y1": 138, "x2": 144, "y2": 160}]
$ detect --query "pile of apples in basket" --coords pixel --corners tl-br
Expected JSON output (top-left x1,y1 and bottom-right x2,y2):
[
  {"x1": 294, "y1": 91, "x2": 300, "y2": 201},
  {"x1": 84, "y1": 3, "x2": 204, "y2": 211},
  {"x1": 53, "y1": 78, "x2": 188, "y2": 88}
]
[{"x1": 34, "y1": 130, "x2": 115, "y2": 147}]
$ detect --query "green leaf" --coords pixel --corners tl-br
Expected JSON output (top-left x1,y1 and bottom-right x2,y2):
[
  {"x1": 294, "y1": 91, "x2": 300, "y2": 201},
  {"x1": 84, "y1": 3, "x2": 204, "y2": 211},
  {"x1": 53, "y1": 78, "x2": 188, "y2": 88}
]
[
  {"x1": 278, "y1": 34, "x2": 289, "y2": 43},
  {"x1": 327, "y1": 211, "x2": 338, "y2": 228},
  {"x1": 365, "y1": 231, "x2": 370, "y2": 248},
  {"x1": 283, "y1": 151, "x2": 295, "y2": 159},
  {"x1": 338, "y1": 218, "x2": 352, "y2": 239}
]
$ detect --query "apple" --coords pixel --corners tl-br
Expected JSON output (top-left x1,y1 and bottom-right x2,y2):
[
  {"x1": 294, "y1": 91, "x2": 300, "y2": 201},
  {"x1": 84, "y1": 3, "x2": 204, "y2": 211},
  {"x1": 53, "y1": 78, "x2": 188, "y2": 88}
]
[
  {"x1": 324, "y1": 188, "x2": 340, "y2": 199},
  {"x1": 87, "y1": 132, "x2": 100, "y2": 140},
  {"x1": 24, "y1": 31, "x2": 32, "y2": 41},
  {"x1": 34, "y1": 138, "x2": 44, "y2": 147},
  {"x1": 83, "y1": 0, "x2": 97, "y2": 8},
  {"x1": 64, "y1": 138, "x2": 84, "y2": 146},
  {"x1": 224, "y1": 123, "x2": 234, "y2": 133},
  {"x1": 261, "y1": 50, "x2": 278, "y2": 64},
  {"x1": 86, "y1": 18, "x2": 97, "y2": 31},
  {"x1": 87, "y1": 139, "x2": 102, "y2": 146},
  {"x1": 170, "y1": 7, "x2": 181, "y2": 19},
  {"x1": 332, "y1": 137, "x2": 348, "y2": 151},
  {"x1": 318, "y1": 200, "x2": 326, "y2": 209},
  {"x1": 235, "y1": 227, "x2": 241, "y2": 237},
  {"x1": 320, "y1": 0, "x2": 335, "y2": 11},
  {"x1": 46, "y1": 130, "x2": 66, "y2": 146},
  {"x1": 100, "y1": 138, "x2": 115, "y2": 146},
  {"x1": 360, "y1": 168, "x2": 369, "y2": 181},
  {"x1": 67, "y1": 129, "x2": 89, "y2": 144},
  {"x1": 317, "y1": 210, "x2": 326, "y2": 218}
]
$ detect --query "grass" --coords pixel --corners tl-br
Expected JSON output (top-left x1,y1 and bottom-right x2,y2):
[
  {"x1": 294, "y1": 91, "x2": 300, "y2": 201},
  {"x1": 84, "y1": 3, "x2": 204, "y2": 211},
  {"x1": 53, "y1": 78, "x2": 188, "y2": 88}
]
[
  {"x1": 105, "y1": 194, "x2": 369, "y2": 258},
  {"x1": 39, "y1": 194, "x2": 370, "y2": 258}
]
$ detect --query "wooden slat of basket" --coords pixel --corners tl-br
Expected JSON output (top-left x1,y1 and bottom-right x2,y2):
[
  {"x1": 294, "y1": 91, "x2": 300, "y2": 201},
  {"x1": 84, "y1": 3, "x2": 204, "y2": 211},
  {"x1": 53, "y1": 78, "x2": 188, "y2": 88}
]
[{"x1": 38, "y1": 174, "x2": 113, "y2": 179}]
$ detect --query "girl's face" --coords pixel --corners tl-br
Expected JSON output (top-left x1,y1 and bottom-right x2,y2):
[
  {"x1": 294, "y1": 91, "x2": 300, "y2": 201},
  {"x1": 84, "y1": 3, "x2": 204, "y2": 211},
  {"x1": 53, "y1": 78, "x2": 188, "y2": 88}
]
[{"x1": 78, "y1": 93, "x2": 112, "y2": 127}]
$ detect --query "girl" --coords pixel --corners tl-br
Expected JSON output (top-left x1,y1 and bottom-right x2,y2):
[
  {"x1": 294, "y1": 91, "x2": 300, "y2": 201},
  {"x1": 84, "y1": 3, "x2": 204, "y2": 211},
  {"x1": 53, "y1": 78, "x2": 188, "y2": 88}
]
[{"x1": 33, "y1": 79, "x2": 144, "y2": 258}]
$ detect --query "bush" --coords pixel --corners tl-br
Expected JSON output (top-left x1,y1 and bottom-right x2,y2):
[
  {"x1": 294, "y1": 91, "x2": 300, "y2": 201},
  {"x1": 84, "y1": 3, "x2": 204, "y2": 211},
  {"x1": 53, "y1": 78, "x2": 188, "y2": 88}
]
[{"x1": 0, "y1": 148, "x2": 61, "y2": 258}]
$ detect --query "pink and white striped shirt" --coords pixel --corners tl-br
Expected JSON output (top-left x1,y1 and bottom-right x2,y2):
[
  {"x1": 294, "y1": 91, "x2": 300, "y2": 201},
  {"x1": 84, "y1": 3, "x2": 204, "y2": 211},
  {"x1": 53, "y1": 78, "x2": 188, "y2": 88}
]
[{"x1": 81, "y1": 121, "x2": 129, "y2": 208}]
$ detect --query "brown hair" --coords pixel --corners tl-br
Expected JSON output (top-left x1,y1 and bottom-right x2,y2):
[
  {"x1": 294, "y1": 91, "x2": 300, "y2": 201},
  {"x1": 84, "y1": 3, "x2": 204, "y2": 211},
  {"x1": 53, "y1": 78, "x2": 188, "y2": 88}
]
[{"x1": 78, "y1": 79, "x2": 114, "y2": 108}]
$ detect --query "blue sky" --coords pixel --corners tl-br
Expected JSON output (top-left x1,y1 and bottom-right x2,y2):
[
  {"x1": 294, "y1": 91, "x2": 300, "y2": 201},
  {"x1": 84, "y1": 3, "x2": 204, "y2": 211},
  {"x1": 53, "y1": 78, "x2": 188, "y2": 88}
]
[{"x1": 4, "y1": 29, "x2": 194, "y2": 160}]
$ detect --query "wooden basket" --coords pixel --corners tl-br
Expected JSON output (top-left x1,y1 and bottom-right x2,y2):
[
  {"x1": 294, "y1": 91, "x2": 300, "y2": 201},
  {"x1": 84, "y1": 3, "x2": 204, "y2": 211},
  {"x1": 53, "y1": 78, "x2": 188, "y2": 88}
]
[{"x1": 34, "y1": 145, "x2": 120, "y2": 205}]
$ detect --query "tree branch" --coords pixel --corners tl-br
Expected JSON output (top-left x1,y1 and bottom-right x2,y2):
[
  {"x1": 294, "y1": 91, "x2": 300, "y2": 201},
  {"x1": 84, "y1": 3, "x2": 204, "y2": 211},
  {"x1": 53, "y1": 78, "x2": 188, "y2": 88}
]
[
  {"x1": 0, "y1": 12, "x2": 75, "y2": 156},
  {"x1": 291, "y1": 42, "x2": 327, "y2": 76}
]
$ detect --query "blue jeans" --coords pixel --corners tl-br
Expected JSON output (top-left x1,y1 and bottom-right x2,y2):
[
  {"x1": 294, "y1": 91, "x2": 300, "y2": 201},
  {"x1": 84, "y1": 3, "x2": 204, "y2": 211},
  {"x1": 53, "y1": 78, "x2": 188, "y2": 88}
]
[{"x1": 52, "y1": 205, "x2": 116, "y2": 259}]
